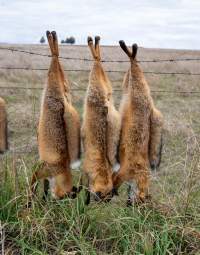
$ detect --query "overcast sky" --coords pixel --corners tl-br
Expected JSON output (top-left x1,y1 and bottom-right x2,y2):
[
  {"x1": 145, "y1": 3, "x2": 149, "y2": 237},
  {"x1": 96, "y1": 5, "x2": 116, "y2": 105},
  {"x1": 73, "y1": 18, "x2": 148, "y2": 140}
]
[{"x1": 0, "y1": 0, "x2": 200, "y2": 49}]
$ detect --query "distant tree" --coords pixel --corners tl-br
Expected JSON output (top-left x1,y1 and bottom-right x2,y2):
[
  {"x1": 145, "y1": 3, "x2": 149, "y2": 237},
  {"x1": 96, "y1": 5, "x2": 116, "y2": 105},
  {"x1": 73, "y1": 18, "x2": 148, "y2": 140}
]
[
  {"x1": 61, "y1": 39, "x2": 66, "y2": 44},
  {"x1": 40, "y1": 36, "x2": 45, "y2": 44},
  {"x1": 69, "y1": 36, "x2": 75, "y2": 44},
  {"x1": 65, "y1": 36, "x2": 76, "y2": 45}
]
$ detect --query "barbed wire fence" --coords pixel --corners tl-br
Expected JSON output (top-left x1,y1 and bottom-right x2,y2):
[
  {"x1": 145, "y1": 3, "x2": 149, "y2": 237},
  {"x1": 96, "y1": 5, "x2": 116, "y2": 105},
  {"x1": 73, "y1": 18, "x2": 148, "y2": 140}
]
[
  {"x1": 1, "y1": 46, "x2": 200, "y2": 154},
  {"x1": 0, "y1": 46, "x2": 200, "y2": 96},
  {"x1": 1, "y1": 66, "x2": 200, "y2": 76},
  {"x1": 1, "y1": 46, "x2": 200, "y2": 62}
]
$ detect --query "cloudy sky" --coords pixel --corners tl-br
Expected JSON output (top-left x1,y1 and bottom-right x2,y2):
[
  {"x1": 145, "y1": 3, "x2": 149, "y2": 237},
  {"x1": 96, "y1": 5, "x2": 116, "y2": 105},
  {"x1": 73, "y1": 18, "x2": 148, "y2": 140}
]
[{"x1": 0, "y1": 0, "x2": 200, "y2": 49}]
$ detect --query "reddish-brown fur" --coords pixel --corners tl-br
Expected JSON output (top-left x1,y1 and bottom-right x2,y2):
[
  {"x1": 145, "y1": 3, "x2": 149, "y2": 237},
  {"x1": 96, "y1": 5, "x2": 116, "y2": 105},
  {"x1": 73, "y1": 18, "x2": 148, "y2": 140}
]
[
  {"x1": 0, "y1": 97, "x2": 8, "y2": 153},
  {"x1": 113, "y1": 41, "x2": 163, "y2": 204},
  {"x1": 81, "y1": 36, "x2": 121, "y2": 202},
  {"x1": 30, "y1": 31, "x2": 81, "y2": 200}
]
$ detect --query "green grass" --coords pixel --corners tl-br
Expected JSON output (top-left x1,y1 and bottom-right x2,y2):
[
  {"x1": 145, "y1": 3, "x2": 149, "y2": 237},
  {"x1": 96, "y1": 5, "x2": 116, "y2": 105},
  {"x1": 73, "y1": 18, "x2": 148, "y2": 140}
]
[
  {"x1": 1, "y1": 92, "x2": 200, "y2": 254},
  {"x1": 1, "y1": 150, "x2": 200, "y2": 254}
]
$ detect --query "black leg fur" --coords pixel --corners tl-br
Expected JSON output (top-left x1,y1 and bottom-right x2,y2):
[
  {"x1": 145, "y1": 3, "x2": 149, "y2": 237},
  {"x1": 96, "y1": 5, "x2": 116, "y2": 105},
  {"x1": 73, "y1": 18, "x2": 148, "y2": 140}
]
[{"x1": 42, "y1": 179, "x2": 49, "y2": 201}]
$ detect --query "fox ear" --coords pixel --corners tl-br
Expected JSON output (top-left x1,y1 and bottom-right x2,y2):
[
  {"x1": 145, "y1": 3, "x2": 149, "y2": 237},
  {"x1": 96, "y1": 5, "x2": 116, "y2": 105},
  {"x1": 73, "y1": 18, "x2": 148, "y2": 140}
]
[
  {"x1": 112, "y1": 187, "x2": 119, "y2": 196},
  {"x1": 72, "y1": 186, "x2": 77, "y2": 192},
  {"x1": 132, "y1": 44, "x2": 138, "y2": 59}
]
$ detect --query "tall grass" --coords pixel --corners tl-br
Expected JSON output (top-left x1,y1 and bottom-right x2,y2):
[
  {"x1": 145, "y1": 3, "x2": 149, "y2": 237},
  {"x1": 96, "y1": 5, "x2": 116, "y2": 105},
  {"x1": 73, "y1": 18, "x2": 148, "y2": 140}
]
[{"x1": 1, "y1": 147, "x2": 200, "y2": 254}]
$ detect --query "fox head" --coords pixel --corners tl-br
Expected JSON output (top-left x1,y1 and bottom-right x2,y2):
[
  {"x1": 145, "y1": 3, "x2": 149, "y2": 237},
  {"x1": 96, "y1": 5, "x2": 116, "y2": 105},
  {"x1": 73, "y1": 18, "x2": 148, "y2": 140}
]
[
  {"x1": 89, "y1": 169, "x2": 113, "y2": 202},
  {"x1": 49, "y1": 174, "x2": 77, "y2": 200}
]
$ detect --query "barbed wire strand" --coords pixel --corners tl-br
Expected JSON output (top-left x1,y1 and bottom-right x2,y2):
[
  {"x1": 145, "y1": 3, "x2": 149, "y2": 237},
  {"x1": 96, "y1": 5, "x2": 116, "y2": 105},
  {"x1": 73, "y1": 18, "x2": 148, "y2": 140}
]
[
  {"x1": 1, "y1": 46, "x2": 200, "y2": 63},
  {"x1": 0, "y1": 66, "x2": 200, "y2": 75},
  {"x1": 0, "y1": 79, "x2": 199, "y2": 92},
  {"x1": 1, "y1": 86, "x2": 200, "y2": 97}
]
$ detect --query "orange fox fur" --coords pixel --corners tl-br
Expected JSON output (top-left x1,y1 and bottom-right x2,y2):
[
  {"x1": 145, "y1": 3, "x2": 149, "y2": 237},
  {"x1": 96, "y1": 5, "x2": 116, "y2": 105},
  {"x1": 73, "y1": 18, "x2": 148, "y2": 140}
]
[
  {"x1": 30, "y1": 31, "x2": 81, "y2": 200},
  {"x1": 113, "y1": 41, "x2": 163, "y2": 205},
  {"x1": 81, "y1": 36, "x2": 121, "y2": 202},
  {"x1": 0, "y1": 97, "x2": 8, "y2": 153}
]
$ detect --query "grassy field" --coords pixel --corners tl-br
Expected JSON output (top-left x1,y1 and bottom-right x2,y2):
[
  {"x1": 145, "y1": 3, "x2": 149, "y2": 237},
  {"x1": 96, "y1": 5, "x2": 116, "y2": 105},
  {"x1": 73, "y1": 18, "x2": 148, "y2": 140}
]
[{"x1": 1, "y1": 44, "x2": 200, "y2": 254}]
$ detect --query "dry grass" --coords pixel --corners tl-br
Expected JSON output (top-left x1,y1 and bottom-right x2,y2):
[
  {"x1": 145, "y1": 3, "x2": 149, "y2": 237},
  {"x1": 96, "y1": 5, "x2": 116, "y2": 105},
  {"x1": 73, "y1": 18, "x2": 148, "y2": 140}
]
[{"x1": 0, "y1": 44, "x2": 200, "y2": 254}]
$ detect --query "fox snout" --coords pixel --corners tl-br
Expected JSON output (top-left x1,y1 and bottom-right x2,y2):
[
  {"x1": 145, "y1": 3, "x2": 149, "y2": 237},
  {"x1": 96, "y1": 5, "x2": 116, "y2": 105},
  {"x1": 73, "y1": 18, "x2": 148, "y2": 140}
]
[
  {"x1": 68, "y1": 186, "x2": 78, "y2": 199},
  {"x1": 55, "y1": 186, "x2": 79, "y2": 200},
  {"x1": 93, "y1": 191, "x2": 113, "y2": 203}
]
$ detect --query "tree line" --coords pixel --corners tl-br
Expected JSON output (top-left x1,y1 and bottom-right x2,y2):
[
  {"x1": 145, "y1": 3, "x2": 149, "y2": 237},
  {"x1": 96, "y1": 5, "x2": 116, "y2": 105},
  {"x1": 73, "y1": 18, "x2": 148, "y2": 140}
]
[{"x1": 40, "y1": 36, "x2": 75, "y2": 44}]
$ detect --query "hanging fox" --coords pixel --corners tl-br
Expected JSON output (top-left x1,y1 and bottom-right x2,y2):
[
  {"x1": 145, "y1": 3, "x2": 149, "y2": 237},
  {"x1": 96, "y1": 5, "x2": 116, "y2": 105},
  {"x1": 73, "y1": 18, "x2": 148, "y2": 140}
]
[
  {"x1": 30, "y1": 31, "x2": 81, "y2": 201},
  {"x1": 81, "y1": 36, "x2": 121, "y2": 203},
  {"x1": 113, "y1": 40, "x2": 163, "y2": 205}
]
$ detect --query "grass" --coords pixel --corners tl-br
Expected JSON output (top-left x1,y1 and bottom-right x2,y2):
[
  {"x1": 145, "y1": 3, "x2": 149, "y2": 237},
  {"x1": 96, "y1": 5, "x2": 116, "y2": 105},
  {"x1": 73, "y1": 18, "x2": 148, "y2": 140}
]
[
  {"x1": 1, "y1": 44, "x2": 200, "y2": 254},
  {"x1": 1, "y1": 155, "x2": 200, "y2": 254}
]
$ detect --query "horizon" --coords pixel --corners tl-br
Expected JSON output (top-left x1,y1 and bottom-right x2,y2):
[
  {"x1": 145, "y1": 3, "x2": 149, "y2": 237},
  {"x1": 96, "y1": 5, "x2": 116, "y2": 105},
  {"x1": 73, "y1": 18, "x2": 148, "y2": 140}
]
[{"x1": 1, "y1": 42, "x2": 200, "y2": 52}]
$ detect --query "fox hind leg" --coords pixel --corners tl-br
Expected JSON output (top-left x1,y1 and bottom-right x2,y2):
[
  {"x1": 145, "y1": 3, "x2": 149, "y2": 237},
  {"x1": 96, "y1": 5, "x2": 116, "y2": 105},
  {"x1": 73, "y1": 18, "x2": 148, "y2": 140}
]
[{"x1": 42, "y1": 179, "x2": 49, "y2": 201}]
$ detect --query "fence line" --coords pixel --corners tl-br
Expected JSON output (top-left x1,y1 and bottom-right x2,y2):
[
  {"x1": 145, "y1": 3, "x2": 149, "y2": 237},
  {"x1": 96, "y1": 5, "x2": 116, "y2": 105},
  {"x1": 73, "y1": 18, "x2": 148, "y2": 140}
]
[
  {"x1": 0, "y1": 66, "x2": 200, "y2": 76},
  {"x1": 1, "y1": 46, "x2": 200, "y2": 63},
  {"x1": 1, "y1": 46, "x2": 200, "y2": 97},
  {"x1": 1, "y1": 86, "x2": 200, "y2": 96}
]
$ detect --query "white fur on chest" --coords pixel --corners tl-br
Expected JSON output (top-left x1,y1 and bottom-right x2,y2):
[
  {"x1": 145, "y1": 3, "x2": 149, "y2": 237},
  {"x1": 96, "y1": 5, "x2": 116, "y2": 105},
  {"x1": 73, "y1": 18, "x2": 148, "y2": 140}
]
[
  {"x1": 113, "y1": 163, "x2": 120, "y2": 172},
  {"x1": 70, "y1": 159, "x2": 81, "y2": 170}
]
